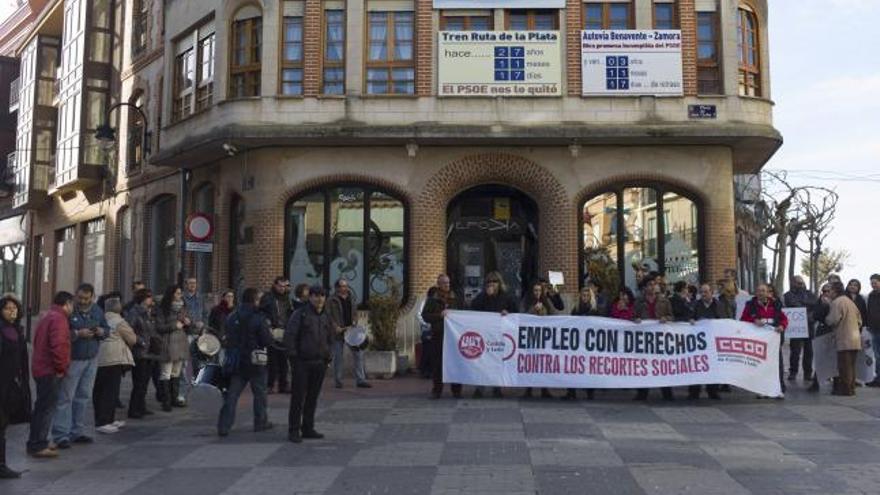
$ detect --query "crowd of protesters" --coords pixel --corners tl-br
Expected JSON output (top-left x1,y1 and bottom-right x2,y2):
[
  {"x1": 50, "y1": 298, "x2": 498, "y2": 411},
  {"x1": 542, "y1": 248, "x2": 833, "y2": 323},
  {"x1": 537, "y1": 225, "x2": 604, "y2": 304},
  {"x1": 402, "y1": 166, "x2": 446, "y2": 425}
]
[{"x1": 1, "y1": 269, "x2": 878, "y2": 479}]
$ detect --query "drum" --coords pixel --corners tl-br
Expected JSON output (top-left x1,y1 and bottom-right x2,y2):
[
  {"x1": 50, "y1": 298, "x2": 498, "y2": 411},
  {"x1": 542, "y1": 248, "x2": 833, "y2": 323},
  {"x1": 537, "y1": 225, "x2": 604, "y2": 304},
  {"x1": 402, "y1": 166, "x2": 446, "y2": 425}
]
[
  {"x1": 196, "y1": 333, "x2": 221, "y2": 357},
  {"x1": 344, "y1": 326, "x2": 367, "y2": 347},
  {"x1": 271, "y1": 327, "x2": 286, "y2": 342}
]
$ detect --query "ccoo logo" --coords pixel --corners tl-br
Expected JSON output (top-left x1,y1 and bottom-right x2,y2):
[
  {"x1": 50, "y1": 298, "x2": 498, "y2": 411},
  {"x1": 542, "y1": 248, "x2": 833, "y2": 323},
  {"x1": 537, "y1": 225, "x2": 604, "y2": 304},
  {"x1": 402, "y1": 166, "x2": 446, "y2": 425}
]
[{"x1": 458, "y1": 331, "x2": 485, "y2": 359}]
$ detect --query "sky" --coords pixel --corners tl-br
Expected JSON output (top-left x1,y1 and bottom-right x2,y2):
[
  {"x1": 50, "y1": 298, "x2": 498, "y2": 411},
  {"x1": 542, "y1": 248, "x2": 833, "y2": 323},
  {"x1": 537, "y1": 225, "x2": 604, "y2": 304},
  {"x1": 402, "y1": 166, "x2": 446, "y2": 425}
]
[{"x1": 0, "y1": 1, "x2": 876, "y2": 285}]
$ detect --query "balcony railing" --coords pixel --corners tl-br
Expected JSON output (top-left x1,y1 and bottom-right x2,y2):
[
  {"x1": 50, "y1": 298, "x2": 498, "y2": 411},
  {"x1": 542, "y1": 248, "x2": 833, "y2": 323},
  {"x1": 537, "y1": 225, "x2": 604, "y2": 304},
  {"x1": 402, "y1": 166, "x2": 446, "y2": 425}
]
[{"x1": 9, "y1": 77, "x2": 19, "y2": 113}]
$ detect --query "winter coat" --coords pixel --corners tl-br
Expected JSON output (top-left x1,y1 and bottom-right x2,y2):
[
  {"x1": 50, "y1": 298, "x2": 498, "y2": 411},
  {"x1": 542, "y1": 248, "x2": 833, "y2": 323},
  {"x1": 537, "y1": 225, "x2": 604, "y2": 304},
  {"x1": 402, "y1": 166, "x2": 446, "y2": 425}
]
[
  {"x1": 868, "y1": 290, "x2": 880, "y2": 332},
  {"x1": 670, "y1": 294, "x2": 695, "y2": 322},
  {"x1": 225, "y1": 303, "x2": 273, "y2": 374},
  {"x1": 259, "y1": 290, "x2": 292, "y2": 329},
  {"x1": 0, "y1": 319, "x2": 30, "y2": 422},
  {"x1": 741, "y1": 297, "x2": 789, "y2": 331},
  {"x1": 634, "y1": 294, "x2": 673, "y2": 321},
  {"x1": 827, "y1": 295, "x2": 863, "y2": 351},
  {"x1": 68, "y1": 303, "x2": 110, "y2": 360},
  {"x1": 470, "y1": 291, "x2": 519, "y2": 314},
  {"x1": 422, "y1": 289, "x2": 461, "y2": 337},
  {"x1": 125, "y1": 304, "x2": 159, "y2": 361},
  {"x1": 327, "y1": 293, "x2": 356, "y2": 341},
  {"x1": 284, "y1": 303, "x2": 334, "y2": 362},
  {"x1": 208, "y1": 301, "x2": 233, "y2": 341},
  {"x1": 155, "y1": 305, "x2": 191, "y2": 362},
  {"x1": 32, "y1": 305, "x2": 71, "y2": 378},
  {"x1": 97, "y1": 312, "x2": 136, "y2": 368},
  {"x1": 693, "y1": 298, "x2": 723, "y2": 320},
  {"x1": 610, "y1": 301, "x2": 636, "y2": 321},
  {"x1": 716, "y1": 294, "x2": 737, "y2": 319}
]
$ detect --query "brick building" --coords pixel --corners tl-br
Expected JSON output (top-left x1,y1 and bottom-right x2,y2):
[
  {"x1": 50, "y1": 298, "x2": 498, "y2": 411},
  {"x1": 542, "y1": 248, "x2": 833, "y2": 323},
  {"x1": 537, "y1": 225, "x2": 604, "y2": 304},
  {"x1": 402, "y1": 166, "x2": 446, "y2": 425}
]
[{"x1": 3, "y1": 0, "x2": 780, "y2": 359}]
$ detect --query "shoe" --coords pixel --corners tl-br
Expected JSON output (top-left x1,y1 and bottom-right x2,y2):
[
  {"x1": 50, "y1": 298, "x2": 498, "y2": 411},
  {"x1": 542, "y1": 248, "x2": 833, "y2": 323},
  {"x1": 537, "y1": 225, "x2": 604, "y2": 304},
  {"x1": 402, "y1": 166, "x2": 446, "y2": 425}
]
[
  {"x1": 472, "y1": 388, "x2": 484, "y2": 399},
  {"x1": 431, "y1": 390, "x2": 441, "y2": 400},
  {"x1": 254, "y1": 422, "x2": 275, "y2": 433},
  {"x1": 808, "y1": 381, "x2": 820, "y2": 393},
  {"x1": 334, "y1": 382, "x2": 343, "y2": 389},
  {"x1": 708, "y1": 392, "x2": 722, "y2": 400},
  {"x1": 143, "y1": 409, "x2": 154, "y2": 416},
  {"x1": 492, "y1": 388, "x2": 503, "y2": 399},
  {"x1": 267, "y1": 388, "x2": 276, "y2": 395},
  {"x1": 127, "y1": 412, "x2": 143, "y2": 420},
  {"x1": 356, "y1": 382, "x2": 372, "y2": 389},
  {"x1": 0, "y1": 465, "x2": 23, "y2": 478},
  {"x1": 217, "y1": 430, "x2": 229, "y2": 437},
  {"x1": 96, "y1": 425, "x2": 119, "y2": 434},
  {"x1": 867, "y1": 380, "x2": 880, "y2": 388},
  {"x1": 55, "y1": 439, "x2": 71, "y2": 450},
  {"x1": 112, "y1": 420, "x2": 126, "y2": 429},
  {"x1": 29, "y1": 448, "x2": 59, "y2": 459},
  {"x1": 540, "y1": 389, "x2": 553, "y2": 399},
  {"x1": 787, "y1": 373, "x2": 797, "y2": 382},
  {"x1": 687, "y1": 392, "x2": 700, "y2": 400},
  {"x1": 633, "y1": 390, "x2": 648, "y2": 401},
  {"x1": 72, "y1": 435, "x2": 94, "y2": 444},
  {"x1": 301, "y1": 430, "x2": 324, "y2": 439},
  {"x1": 522, "y1": 388, "x2": 533, "y2": 399},
  {"x1": 719, "y1": 385, "x2": 732, "y2": 393},
  {"x1": 288, "y1": 432, "x2": 303, "y2": 443},
  {"x1": 586, "y1": 389, "x2": 595, "y2": 401},
  {"x1": 452, "y1": 390, "x2": 462, "y2": 399},
  {"x1": 562, "y1": 390, "x2": 577, "y2": 401},
  {"x1": 278, "y1": 386, "x2": 290, "y2": 394}
]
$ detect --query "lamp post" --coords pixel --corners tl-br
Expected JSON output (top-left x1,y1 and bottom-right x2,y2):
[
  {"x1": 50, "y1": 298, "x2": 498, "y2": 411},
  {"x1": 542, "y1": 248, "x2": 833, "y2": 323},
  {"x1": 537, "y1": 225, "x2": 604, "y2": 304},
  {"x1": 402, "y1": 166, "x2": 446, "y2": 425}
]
[{"x1": 94, "y1": 102, "x2": 151, "y2": 156}]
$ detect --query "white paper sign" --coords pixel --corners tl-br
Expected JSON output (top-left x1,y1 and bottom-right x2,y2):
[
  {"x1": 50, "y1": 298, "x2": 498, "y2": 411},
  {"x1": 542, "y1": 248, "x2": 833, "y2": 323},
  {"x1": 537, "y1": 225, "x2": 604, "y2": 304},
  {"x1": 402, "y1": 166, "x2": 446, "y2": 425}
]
[
  {"x1": 782, "y1": 307, "x2": 809, "y2": 340},
  {"x1": 581, "y1": 30, "x2": 683, "y2": 96},
  {"x1": 444, "y1": 311, "x2": 783, "y2": 397},
  {"x1": 814, "y1": 331, "x2": 877, "y2": 384},
  {"x1": 548, "y1": 271, "x2": 564, "y2": 287}
]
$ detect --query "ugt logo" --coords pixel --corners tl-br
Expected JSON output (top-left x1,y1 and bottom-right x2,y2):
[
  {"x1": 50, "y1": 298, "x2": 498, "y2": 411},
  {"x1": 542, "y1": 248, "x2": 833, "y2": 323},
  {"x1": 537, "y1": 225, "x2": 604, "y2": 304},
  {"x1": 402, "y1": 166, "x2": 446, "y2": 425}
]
[
  {"x1": 715, "y1": 337, "x2": 767, "y2": 360},
  {"x1": 458, "y1": 331, "x2": 485, "y2": 360}
]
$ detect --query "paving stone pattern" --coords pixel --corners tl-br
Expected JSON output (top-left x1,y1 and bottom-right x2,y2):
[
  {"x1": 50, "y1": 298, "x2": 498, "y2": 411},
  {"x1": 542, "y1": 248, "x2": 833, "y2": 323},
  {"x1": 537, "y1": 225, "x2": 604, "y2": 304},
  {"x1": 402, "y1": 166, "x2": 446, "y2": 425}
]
[{"x1": 5, "y1": 376, "x2": 880, "y2": 494}]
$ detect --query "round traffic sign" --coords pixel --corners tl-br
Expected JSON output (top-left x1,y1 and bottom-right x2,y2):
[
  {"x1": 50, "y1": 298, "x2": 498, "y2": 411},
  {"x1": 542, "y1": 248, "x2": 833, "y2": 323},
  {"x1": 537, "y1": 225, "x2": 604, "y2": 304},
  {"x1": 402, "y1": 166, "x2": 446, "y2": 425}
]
[{"x1": 186, "y1": 213, "x2": 213, "y2": 241}]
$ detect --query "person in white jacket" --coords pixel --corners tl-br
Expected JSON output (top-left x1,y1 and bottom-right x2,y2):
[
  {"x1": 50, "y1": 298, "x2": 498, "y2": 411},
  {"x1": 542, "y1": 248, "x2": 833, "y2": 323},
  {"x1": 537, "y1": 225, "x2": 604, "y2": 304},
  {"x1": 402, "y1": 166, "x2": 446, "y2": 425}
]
[{"x1": 94, "y1": 297, "x2": 136, "y2": 433}]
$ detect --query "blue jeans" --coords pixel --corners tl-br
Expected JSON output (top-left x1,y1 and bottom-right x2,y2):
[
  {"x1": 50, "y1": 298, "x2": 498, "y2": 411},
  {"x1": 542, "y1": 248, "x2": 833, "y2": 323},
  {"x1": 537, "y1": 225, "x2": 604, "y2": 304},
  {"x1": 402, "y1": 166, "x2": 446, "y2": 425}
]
[
  {"x1": 217, "y1": 366, "x2": 268, "y2": 434},
  {"x1": 332, "y1": 340, "x2": 366, "y2": 385},
  {"x1": 27, "y1": 375, "x2": 61, "y2": 453},
  {"x1": 52, "y1": 358, "x2": 98, "y2": 442}
]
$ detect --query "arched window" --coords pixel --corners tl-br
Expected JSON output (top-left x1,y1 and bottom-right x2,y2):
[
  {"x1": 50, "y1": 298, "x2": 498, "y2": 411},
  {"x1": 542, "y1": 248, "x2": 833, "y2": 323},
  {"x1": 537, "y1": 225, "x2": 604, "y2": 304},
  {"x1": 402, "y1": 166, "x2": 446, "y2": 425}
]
[
  {"x1": 126, "y1": 91, "x2": 145, "y2": 173},
  {"x1": 230, "y1": 5, "x2": 262, "y2": 98},
  {"x1": 117, "y1": 206, "x2": 133, "y2": 300},
  {"x1": 737, "y1": 5, "x2": 760, "y2": 97},
  {"x1": 581, "y1": 184, "x2": 702, "y2": 291},
  {"x1": 285, "y1": 185, "x2": 407, "y2": 306},
  {"x1": 148, "y1": 195, "x2": 177, "y2": 292},
  {"x1": 192, "y1": 183, "x2": 215, "y2": 291}
]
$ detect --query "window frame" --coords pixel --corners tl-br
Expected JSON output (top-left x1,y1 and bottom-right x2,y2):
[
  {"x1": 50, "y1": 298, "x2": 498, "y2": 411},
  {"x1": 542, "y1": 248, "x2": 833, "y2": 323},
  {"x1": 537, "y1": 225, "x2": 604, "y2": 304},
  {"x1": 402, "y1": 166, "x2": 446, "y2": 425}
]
[
  {"x1": 284, "y1": 183, "x2": 410, "y2": 308},
  {"x1": 737, "y1": 6, "x2": 761, "y2": 97},
  {"x1": 440, "y1": 12, "x2": 495, "y2": 31},
  {"x1": 229, "y1": 13, "x2": 263, "y2": 98},
  {"x1": 126, "y1": 91, "x2": 145, "y2": 173},
  {"x1": 696, "y1": 10, "x2": 722, "y2": 95},
  {"x1": 652, "y1": 1, "x2": 679, "y2": 30},
  {"x1": 578, "y1": 182, "x2": 705, "y2": 291},
  {"x1": 364, "y1": 10, "x2": 416, "y2": 96},
  {"x1": 279, "y1": 14, "x2": 304, "y2": 96},
  {"x1": 322, "y1": 8, "x2": 346, "y2": 95},
  {"x1": 196, "y1": 31, "x2": 215, "y2": 111},
  {"x1": 172, "y1": 21, "x2": 215, "y2": 122},
  {"x1": 506, "y1": 9, "x2": 560, "y2": 30},
  {"x1": 131, "y1": 0, "x2": 149, "y2": 56},
  {"x1": 581, "y1": 2, "x2": 633, "y2": 30}
]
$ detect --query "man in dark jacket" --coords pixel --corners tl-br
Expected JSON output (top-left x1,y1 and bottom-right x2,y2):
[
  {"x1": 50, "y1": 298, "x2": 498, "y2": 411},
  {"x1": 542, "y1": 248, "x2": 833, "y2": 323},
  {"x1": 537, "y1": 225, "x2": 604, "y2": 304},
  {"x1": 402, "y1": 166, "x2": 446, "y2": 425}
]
[
  {"x1": 469, "y1": 272, "x2": 519, "y2": 398},
  {"x1": 784, "y1": 276, "x2": 818, "y2": 383},
  {"x1": 285, "y1": 285, "x2": 334, "y2": 443},
  {"x1": 327, "y1": 279, "x2": 370, "y2": 388},
  {"x1": 27, "y1": 292, "x2": 73, "y2": 458},
  {"x1": 53, "y1": 283, "x2": 108, "y2": 448},
  {"x1": 866, "y1": 275, "x2": 880, "y2": 386},
  {"x1": 217, "y1": 288, "x2": 274, "y2": 437},
  {"x1": 260, "y1": 276, "x2": 292, "y2": 394},
  {"x1": 422, "y1": 274, "x2": 463, "y2": 399},
  {"x1": 690, "y1": 283, "x2": 722, "y2": 400}
]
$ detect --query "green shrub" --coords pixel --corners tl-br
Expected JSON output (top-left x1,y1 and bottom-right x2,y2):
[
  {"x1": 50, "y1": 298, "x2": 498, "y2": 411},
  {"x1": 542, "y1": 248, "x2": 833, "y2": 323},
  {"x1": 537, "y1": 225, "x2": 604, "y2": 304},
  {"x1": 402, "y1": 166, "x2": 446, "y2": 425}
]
[{"x1": 368, "y1": 284, "x2": 400, "y2": 352}]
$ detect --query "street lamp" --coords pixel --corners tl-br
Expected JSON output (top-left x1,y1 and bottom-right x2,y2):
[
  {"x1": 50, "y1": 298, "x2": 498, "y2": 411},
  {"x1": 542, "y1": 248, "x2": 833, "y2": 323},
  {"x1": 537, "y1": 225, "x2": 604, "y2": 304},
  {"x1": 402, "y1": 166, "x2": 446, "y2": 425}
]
[{"x1": 94, "y1": 102, "x2": 151, "y2": 156}]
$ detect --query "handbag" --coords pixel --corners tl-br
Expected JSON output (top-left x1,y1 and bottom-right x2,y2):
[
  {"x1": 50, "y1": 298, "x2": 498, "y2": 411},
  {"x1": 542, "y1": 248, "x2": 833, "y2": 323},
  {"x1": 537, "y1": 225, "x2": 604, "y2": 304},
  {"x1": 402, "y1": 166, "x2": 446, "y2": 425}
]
[{"x1": 250, "y1": 348, "x2": 268, "y2": 366}]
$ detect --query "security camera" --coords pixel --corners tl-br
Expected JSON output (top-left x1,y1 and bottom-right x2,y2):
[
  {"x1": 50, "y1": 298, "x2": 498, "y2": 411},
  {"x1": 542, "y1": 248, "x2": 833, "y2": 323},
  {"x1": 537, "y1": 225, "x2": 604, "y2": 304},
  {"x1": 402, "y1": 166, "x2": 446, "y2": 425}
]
[{"x1": 222, "y1": 143, "x2": 239, "y2": 156}]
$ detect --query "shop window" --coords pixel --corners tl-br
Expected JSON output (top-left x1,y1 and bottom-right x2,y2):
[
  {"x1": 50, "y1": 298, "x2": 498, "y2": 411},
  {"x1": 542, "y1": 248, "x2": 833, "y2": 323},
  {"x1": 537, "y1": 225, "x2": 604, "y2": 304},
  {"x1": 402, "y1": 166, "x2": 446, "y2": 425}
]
[
  {"x1": 281, "y1": 15, "x2": 304, "y2": 95},
  {"x1": 323, "y1": 9, "x2": 346, "y2": 95},
  {"x1": 117, "y1": 207, "x2": 133, "y2": 301},
  {"x1": 149, "y1": 195, "x2": 177, "y2": 292},
  {"x1": 583, "y1": 2, "x2": 632, "y2": 29},
  {"x1": 737, "y1": 5, "x2": 760, "y2": 96},
  {"x1": 0, "y1": 243, "x2": 26, "y2": 301},
  {"x1": 581, "y1": 184, "x2": 702, "y2": 291},
  {"x1": 230, "y1": 7, "x2": 262, "y2": 98},
  {"x1": 193, "y1": 183, "x2": 215, "y2": 292},
  {"x1": 697, "y1": 9, "x2": 721, "y2": 94},
  {"x1": 366, "y1": 11, "x2": 414, "y2": 95},
  {"x1": 82, "y1": 218, "x2": 106, "y2": 296},
  {"x1": 508, "y1": 10, "x2": 559, "y2": 30},
  {"x1": 285, "y1": 185, "x2": 407, "y2": 306},
  {"x1": 653, "y1": 1, "x2": 678, "y2": 29},
  {"x1": 441, "y1": 12, "x2": 493, "y2": 31}
]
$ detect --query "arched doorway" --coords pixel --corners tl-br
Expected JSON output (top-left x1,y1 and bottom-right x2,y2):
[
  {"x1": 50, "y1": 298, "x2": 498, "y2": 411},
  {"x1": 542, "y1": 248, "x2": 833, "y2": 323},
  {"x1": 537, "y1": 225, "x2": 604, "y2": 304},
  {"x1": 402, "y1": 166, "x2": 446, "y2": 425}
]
[{"x1": 447, "y1": 185, "x2": 538, "y2": 305}]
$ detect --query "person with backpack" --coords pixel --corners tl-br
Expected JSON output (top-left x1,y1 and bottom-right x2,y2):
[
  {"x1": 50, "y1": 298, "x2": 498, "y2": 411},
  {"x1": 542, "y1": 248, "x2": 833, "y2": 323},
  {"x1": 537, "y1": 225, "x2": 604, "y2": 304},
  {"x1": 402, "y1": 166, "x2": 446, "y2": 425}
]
[{"x1": 217, "y1": 288, "x2": 274, "y2": 437}]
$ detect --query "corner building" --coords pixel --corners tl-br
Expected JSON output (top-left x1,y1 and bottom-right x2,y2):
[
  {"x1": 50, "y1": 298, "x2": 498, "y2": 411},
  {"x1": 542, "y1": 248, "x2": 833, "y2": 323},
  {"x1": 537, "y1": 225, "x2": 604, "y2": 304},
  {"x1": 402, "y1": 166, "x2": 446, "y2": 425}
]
[{"x1": 6, "y1": 0, "x2": 780, "y2": 359}]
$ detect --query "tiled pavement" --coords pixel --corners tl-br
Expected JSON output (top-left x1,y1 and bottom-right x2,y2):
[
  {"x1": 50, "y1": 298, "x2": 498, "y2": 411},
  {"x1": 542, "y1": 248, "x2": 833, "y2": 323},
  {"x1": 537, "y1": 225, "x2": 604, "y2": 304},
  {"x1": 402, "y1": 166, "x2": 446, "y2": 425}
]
[{"x1": 5, "y1": 376, "x2": 880, "y2": 495}]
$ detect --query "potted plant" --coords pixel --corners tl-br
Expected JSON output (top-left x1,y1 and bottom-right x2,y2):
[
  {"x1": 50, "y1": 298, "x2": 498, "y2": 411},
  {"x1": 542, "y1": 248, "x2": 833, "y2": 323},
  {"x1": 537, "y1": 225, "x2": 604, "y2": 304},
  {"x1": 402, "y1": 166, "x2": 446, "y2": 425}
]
[{"x1": 365, "y1": 284, "x2": 401, "y2": 379}]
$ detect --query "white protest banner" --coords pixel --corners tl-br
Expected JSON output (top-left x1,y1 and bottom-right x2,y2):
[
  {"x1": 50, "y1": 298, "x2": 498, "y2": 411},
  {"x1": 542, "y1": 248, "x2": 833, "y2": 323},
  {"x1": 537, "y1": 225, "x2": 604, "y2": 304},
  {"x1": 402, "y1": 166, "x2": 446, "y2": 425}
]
[
  {"x1": 782, "y1": 307, "x2": 809, "y2": 339},
  {"x1": 444, "y1": 310, "x2": 782, "y2": 397},
  {"x1": 813, "y1": 331, "x2": 877, "y2": 384},
  {"x1": 434, "y1": 1, "x2": 564, "y2": 8},
  {"x1": 581, "y1": 30, "x2": 683, "y2": 96},
  {"x1": 438, "y1": 31, "x2": 562, "y2": 97}
]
